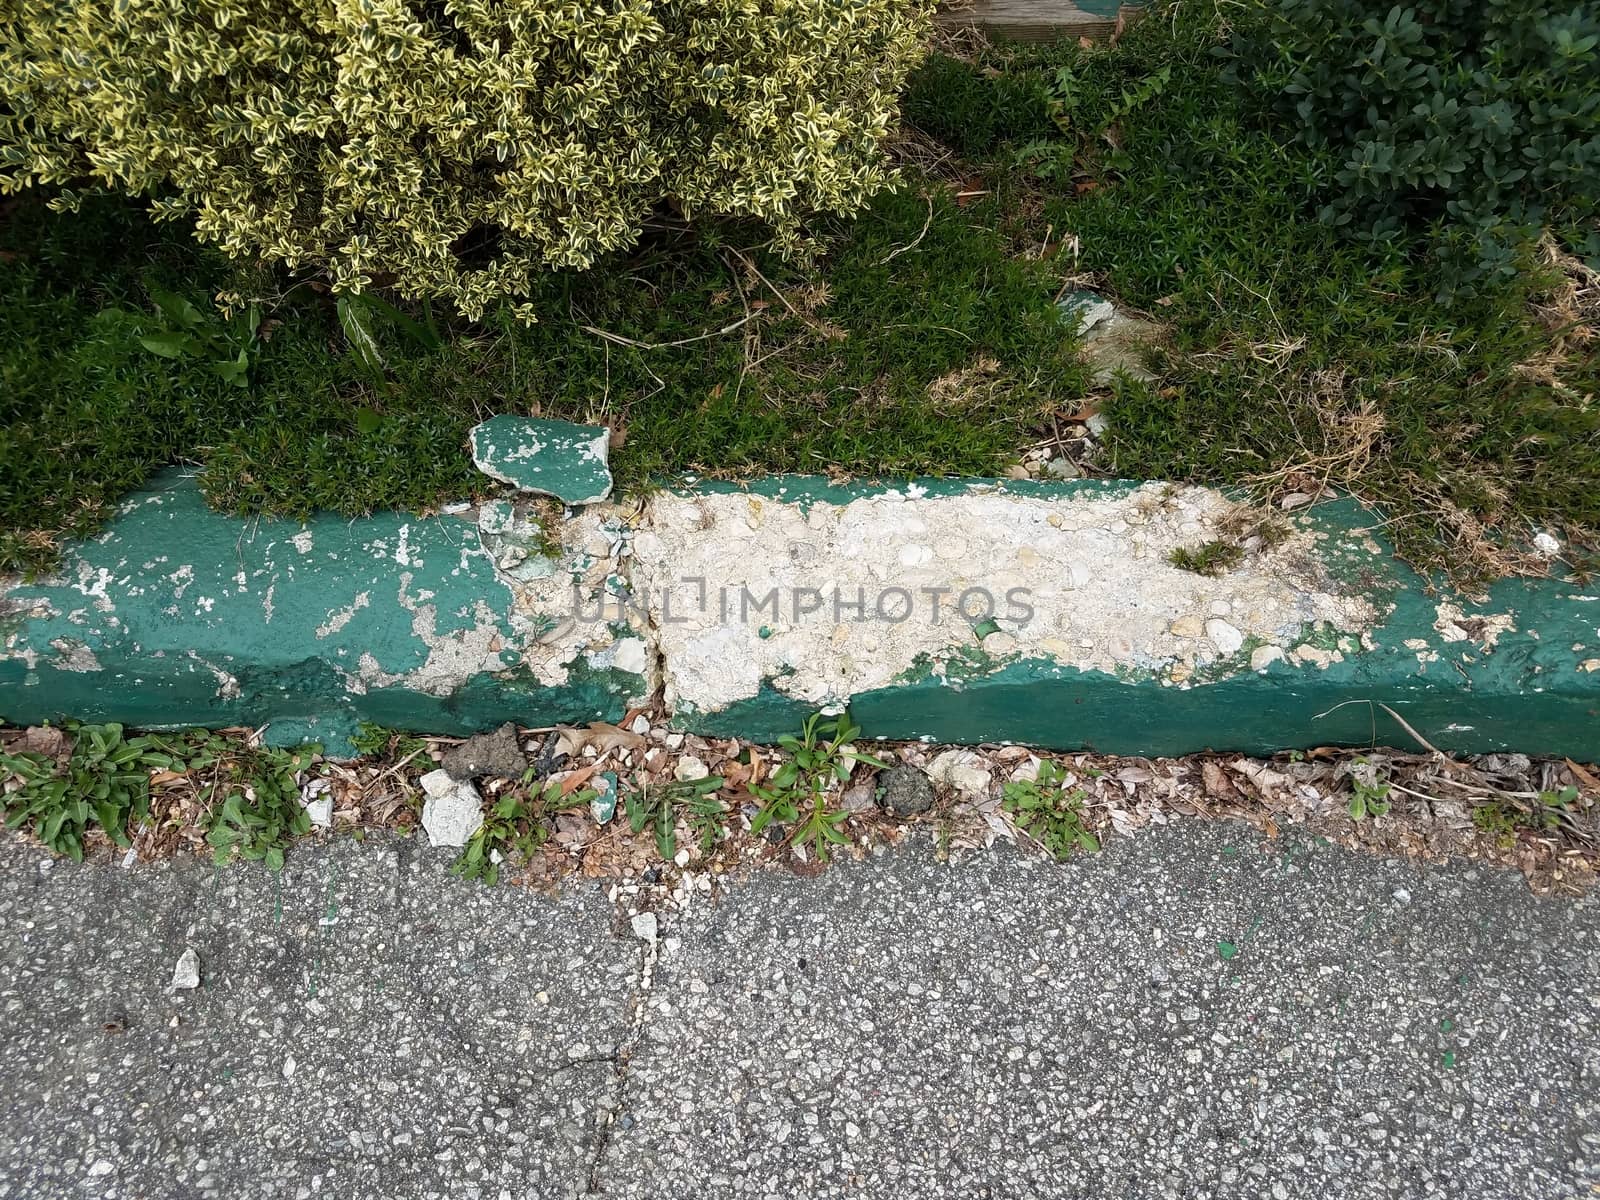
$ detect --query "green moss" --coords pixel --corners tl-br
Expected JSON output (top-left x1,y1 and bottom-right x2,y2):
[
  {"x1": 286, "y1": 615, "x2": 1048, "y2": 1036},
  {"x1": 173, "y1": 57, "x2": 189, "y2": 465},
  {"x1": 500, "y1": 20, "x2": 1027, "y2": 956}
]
[{"x1": 1168, "y1": 541, "x2": 1245, "y2": 576}]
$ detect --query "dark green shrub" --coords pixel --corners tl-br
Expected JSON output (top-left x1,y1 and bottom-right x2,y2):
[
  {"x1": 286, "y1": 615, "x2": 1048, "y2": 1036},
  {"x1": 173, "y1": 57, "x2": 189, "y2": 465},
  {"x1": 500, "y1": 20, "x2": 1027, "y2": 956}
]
[{"x1": 1237, "y1": 0, "x2": 1600, "y2": 295}]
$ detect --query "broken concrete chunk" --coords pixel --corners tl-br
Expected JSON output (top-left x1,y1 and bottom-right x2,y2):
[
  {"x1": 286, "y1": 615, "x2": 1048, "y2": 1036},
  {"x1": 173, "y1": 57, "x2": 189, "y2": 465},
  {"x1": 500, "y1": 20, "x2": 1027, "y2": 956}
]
[
  {"x1": 442, "y1": 722, "x2": 527, "y2": 782},
  {"x1": 420, "y1": 769, "x2": 484, "y2": 847},
  {"x1": 926, "y1": 750, "x2": 993, "y2": 798},
  {"x1": 470, "y1": 415, "x2": 612, "y2": 505}
]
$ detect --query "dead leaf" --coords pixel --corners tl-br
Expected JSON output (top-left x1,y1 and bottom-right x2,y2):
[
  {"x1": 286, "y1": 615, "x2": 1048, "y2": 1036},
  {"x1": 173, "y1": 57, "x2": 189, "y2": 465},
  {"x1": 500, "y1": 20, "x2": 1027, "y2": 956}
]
[
  {"x1": 555, "y1": 722, "x2": 644, "y2": 760},
  {"x1": 1565, "y1": 758, "x2": 1600, "y2": 796},
  {"x1": 1201, "y1": 761, "x2": 1237, "y2": 799},
  {"x1": 558, "y1": 763, "x2": 601, "y2": 796}
]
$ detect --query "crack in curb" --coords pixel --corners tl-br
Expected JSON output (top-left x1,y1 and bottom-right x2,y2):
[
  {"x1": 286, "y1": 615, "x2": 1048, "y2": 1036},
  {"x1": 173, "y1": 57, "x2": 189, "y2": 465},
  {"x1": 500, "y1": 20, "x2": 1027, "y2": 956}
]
[{"x1": 584, "y1": 926, "x2": 660, "y2": 1194}]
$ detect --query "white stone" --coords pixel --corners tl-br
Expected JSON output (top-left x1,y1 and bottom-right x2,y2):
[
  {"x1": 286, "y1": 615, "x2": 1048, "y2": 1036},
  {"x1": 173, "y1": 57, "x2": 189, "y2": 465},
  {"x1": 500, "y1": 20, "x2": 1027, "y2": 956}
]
[
  {"x1": 420, "y1": 774, "x2": 484, "y2": 848},
  {"x1": 1085, "y1": 413, "x2": 1110, "y2": 438},
  {"x1": 630, "y1": 714, "x2": 651, "y2": 736},
  {"x1": 1250, "y1": 645, "x2": 1285, "y2": 673},
  {"x1": 925, "y1": 749, "x2": 992, "y2": 797},
  {"x1": 630, "y1": 912, "x2": 658, "y2": 943},
  {"x1": 87, "y1": 1161, "x2": 114, "y2": 1178},
  {"x1": 420, "y1": 768, "x2": 457, "y2": 798},
  {"x1": 169, "y1": 947, "x2": 200, "y2": 992},
  {"x1": 1533, "y1": 531, "x2": 1561, "y2": 556},
  {"x1": 1205, "y1": 619, "x2": 1245, "y2": 655},
  {"x1": 674, "y1": 756, "x2": 710, "y2": 782},
  {"x1": 300, "y1": 780, "x2": 334, "y2": 829}
]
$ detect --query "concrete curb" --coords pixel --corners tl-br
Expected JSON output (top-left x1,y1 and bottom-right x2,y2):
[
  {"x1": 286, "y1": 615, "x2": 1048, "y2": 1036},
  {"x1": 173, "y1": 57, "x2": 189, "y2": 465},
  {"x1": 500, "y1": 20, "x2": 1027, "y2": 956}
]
[{"x1": 2, "y1": 472, "x2": 1596, "y2": 757}]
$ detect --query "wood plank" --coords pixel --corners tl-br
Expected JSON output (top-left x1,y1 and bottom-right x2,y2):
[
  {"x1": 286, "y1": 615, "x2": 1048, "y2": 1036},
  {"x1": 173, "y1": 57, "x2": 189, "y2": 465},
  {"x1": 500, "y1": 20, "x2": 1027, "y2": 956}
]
[{"x1": 937, "y1": 0, "x2": 1136, "y2": 41}]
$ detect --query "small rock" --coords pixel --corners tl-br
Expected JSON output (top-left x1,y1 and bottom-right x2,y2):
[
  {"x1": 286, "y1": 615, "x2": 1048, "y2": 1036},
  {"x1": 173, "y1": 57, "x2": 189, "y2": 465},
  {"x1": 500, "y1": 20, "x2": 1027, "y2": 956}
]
[
  {"x1": 420, "y1": 770, "x2": 485, "y2": 848},
  {"x1": 87, "y1": 1160, "x2": 114, "y2": 1178},
  {"x1": 630, "y1": 714, "x2": 651, "y2": 736},
  {"x1": 924, "y1": 751, "x2": 991, "y2": 799},
  {"x1": 1392, "y1": 888, "x2": 1412, "y2": 905},
  {"x1": 282, "y1": 1055, "x2": 297, "y2": 1079},
  {"x1": 301, "y1": 794, "x2": 334, "y2": 830},
  {"x1": 1205, "y1": 618, "x2": 1245, "y2": 655},
  {"x1": 1169, "y1": 615, "x2": 1206, "y2": 639},
  {"x1": 630, "y1": 912, "x2": 658, "y2": 944},
  {"x1": 674, "y1": 756, "x2": 710, "y2": 782},
  {"x1": 879, "y1": 765, "x2": 936, "y2": 816},
  {"x1": 1008, "y1": 757, "x2": 1042, "y2": 784},
  {"x1": 20, "y1": 725, "x2": 69, "y2": 759},
  {"x1": 1005, "y1": 464, "x2": 1032, "y2": 481},
  {"x1": 169, "y1": 948, "x2": 200, "y2": 992},
  {"x1": 1045, "y1": 457, "x2": 1081, "y2": 480},
  {"x1": 1085, "y1": 413, "x2": 1110, "y2": 439},
  {"x1": 1533, "y1": 531, "x2": 1561, "y2": 556},
  {"x1": 442, "y1": 722, "x2": 527, "y2": 782}
]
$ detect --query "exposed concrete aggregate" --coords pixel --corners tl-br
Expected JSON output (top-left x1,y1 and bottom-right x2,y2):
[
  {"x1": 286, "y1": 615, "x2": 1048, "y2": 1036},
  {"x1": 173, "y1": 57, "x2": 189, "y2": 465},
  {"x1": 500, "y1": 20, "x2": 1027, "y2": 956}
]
[{"x1": 634, "y1": 484, "x2": 1379, "y2": 713}]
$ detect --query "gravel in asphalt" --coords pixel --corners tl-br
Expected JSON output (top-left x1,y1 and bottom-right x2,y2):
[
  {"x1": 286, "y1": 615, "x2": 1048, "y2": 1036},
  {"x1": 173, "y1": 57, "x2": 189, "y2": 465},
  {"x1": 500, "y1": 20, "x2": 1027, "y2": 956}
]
[{"x1": 1, "y1": 820, "x2": 1597, "y2": 1199}]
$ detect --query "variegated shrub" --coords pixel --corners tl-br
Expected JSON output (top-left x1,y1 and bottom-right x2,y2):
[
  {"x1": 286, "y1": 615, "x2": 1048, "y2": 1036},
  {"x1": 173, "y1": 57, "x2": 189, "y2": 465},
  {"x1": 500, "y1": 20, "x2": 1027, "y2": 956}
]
[{"x1": 0, "y1": 0, "x2": 933, "y2": 317}]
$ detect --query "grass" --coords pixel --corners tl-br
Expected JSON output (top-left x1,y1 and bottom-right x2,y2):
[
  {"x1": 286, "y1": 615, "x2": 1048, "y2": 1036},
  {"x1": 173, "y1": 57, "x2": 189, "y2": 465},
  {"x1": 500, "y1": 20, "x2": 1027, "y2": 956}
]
[{"x1": 2, "y1": 3, "x2": 1595, "y2": 583}]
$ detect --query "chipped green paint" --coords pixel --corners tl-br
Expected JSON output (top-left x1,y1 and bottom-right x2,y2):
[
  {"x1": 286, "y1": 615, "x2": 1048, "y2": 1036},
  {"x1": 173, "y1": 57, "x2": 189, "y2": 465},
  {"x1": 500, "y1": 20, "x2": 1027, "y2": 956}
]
[
  {"x1": 469, "y1": 415, "x2": 612, "y2": 504},
  {"x1": 0, "y1": 471, "x2": 639, "y2": 754}
]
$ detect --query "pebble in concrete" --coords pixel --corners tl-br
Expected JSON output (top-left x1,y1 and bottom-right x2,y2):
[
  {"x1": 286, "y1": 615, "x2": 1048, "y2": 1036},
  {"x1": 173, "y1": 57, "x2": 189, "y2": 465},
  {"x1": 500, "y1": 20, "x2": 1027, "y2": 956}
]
[
  {"x1": 470, "y1": 415, "x2": 612, "y2": 504},
  {"x1": 420, "y1": 769, "x2": 484, "y2": 847}
]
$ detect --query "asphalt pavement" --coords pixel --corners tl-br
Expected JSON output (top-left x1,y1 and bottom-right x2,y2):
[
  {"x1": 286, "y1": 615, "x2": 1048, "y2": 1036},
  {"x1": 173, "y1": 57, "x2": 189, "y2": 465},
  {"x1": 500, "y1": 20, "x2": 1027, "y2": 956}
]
[{"x1": 1, "y1": 820, "x2": 1595, "y2": 1199}]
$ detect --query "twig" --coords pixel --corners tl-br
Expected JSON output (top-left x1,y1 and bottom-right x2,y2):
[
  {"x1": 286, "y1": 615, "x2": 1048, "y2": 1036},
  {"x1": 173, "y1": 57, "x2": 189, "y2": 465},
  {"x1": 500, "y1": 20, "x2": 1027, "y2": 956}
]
[
  {"x1": 727, "y1": 248, "x2": 802, "y2": 320},
  {"x1": 880, "y1": 194, "x2": 934, "y2": 265},
  {"x1": 581, "y1": 317, "x2": 752, "y2": 351}
]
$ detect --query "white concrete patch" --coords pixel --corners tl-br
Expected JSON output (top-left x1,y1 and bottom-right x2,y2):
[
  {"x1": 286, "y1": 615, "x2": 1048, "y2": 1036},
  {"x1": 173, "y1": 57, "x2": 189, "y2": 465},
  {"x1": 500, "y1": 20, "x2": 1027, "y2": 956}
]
[{"x1": 633, "y1": 484, "x2": 1380, "y2": 715}]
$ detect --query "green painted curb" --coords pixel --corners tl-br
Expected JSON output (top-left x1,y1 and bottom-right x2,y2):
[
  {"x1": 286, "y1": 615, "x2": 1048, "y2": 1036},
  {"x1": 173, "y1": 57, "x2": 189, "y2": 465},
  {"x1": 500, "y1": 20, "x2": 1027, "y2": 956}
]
[
  {"x1": 2, "y1": 472, "x2": 1596, "y2": 759},
  {"x1": 0, "y1": 471, "x2": 644, "y2": 754}
]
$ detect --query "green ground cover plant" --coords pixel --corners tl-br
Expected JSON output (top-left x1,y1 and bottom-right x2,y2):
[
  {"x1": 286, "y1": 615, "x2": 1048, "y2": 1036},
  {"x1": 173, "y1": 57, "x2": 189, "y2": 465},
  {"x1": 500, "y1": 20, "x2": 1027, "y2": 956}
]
[{"x1": 1, "y1": 2, "x2": 1594, "y2": 583}]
